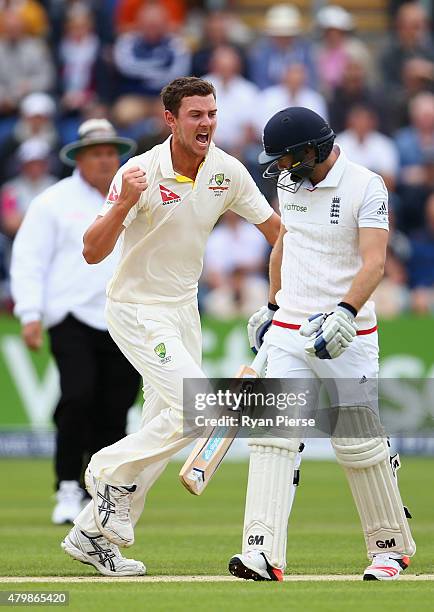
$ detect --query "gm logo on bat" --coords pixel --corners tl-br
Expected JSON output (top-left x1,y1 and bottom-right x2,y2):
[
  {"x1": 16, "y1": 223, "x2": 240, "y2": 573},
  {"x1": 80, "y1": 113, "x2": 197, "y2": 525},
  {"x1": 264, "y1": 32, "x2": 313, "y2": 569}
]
[{"x1": 202, "y1": 428, "x2": 228, "y2": 460}]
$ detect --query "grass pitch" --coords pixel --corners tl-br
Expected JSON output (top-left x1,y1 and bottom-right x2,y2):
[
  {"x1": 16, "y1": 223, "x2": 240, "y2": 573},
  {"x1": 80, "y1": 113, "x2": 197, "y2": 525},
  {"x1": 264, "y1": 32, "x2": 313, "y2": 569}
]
[{"x1": 1, "y1": 457, "x2": 433, "y2": 611}]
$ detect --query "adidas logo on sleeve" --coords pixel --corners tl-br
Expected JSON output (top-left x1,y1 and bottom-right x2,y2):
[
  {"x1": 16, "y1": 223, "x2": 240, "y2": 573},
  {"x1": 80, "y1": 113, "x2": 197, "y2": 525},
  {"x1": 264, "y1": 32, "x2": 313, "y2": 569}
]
[{"x1": 376, "y1": 202, "x2": 388, "y2": 217}]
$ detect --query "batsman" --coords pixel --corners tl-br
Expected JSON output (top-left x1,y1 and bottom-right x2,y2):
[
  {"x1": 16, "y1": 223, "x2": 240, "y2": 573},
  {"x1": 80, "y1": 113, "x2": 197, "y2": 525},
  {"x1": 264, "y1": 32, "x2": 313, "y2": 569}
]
[{"x1": 229, "y1": 107, "x2": 416, "y2": 582}]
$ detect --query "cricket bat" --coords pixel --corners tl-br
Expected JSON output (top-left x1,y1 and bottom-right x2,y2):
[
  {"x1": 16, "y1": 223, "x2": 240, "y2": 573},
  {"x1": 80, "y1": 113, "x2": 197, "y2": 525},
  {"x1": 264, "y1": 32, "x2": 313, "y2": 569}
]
[{"x1": 179, "y1": 344, "x2": 268, "y2": 495}]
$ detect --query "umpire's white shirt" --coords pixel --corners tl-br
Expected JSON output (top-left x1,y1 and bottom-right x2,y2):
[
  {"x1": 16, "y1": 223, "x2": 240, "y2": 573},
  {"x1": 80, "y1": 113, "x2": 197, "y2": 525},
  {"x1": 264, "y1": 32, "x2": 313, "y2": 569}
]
[
  {"x1": 276, "y1": 146, "x2": 389, "y2": 330},
  {"x1": 101, "y1": 136, "x2": 273, "y2": 305},
  {"x1": 11, "y1": 171, "x2": 118, "y2": 330}
]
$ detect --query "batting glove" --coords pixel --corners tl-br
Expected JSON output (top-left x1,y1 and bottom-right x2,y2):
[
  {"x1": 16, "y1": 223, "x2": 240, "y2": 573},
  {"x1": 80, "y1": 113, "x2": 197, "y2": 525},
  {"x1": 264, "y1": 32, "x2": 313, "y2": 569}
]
[
  {"x1": 299, "y1": 312, "x2": 327, "y2": 338},
  {"x1": 302, "y1": 304, "x2": 358, "y2": 360},
  {"x1": 247, "y1": 302, "x2": 279, "y2": 354}
]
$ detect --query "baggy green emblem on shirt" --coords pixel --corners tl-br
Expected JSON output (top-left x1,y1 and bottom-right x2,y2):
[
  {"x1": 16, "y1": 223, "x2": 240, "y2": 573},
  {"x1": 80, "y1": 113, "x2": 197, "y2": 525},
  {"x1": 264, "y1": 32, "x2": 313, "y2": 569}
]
[
  {"x1": 215, "y1": 173, "x2": 224, "y2": 186},
  {"x1": 154, "y1": 343, "x2": 166, "y2": 359}
]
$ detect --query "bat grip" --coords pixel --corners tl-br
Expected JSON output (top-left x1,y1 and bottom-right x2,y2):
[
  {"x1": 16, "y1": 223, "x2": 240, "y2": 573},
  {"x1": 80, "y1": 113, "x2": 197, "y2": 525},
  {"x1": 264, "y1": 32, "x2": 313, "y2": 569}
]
[{"x1": 250, "y1": 343, "x2": 268, "y2": 376}]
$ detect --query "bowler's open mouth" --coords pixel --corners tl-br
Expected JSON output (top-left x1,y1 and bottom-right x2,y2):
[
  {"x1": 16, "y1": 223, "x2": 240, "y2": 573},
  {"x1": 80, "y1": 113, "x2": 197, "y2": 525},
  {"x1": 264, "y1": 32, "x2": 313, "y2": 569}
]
[{"x1": 196, "y1": 133, "x2": 209, "y2": 144}]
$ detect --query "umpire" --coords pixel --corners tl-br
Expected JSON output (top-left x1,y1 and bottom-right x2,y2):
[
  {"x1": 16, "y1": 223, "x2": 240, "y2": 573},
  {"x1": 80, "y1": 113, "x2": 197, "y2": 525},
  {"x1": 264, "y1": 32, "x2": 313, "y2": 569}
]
[{"x1": 10, "y1": 119, "x2": 141, "y2": 524}]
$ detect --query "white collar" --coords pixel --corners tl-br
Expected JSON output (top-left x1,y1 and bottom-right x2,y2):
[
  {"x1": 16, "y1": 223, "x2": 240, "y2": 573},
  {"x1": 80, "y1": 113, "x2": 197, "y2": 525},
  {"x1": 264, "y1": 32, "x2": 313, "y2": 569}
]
[{"x1": 303, "y1": 145, "x2": 347, "y2": 190}]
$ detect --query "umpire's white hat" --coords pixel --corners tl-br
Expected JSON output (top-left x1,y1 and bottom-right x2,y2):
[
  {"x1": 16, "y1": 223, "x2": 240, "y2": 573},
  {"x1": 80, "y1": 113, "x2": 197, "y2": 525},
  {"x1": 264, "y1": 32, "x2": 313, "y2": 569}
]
[{"x1": 60, "y1": 119, "x2": 136, "y2": 166}]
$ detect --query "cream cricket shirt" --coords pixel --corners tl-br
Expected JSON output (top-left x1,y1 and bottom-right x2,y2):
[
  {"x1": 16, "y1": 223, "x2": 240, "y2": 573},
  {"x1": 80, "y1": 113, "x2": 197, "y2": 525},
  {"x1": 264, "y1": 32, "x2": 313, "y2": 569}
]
[
  {"x1": 275, "y1": 147, "x2": 389, "y2": 330},
  {"x1": 100, "y1": 137, "x2": 273, "y2": 305}
]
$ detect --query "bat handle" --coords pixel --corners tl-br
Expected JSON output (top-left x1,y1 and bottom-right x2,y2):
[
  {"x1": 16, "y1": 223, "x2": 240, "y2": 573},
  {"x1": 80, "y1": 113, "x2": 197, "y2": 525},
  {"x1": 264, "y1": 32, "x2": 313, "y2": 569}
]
[{"x1": 251, "y1": 343, "x2": 268, "y2": 377}]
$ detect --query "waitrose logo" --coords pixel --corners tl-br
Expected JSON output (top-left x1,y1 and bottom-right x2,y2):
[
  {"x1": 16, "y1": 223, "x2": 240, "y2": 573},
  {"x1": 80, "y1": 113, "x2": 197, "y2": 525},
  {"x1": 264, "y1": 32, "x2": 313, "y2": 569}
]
[{"x1": 284, "y1": 203, "x2": 308, "y2": 212}]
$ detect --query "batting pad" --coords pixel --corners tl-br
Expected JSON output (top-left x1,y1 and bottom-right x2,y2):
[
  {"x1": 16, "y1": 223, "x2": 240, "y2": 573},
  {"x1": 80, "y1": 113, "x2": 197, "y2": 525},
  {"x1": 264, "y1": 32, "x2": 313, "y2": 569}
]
[
  {"x1": 331, "y1": 406, "x2": 416, "y2": 558},
  {"x1": 243, "y1": 437, "x2": 301, "y2": 570}
]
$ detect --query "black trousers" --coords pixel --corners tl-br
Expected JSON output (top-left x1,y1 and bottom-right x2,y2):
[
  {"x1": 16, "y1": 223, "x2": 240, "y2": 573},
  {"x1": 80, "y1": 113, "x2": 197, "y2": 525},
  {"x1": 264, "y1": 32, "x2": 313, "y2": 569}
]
[{"x1": 48, "y1": 315, "x2": 141, "y2": 489}]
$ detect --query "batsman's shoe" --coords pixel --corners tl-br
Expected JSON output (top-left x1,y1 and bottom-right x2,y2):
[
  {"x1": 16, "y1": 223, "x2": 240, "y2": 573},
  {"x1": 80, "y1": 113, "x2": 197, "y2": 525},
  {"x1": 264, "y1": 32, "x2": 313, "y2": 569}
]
[
  {"x1": 85, "y1": 467, "x2": 136, "y2": 547},
  {"x1": 363, "y1": 553, "x2": 410, "y2": 581},
  {"x1": 229, "y1": 551, "x2": 284, "y2": 581},
  {"x1": 61, "y1": 526, "x2": 146, "y2": 577},
  {"x1": 52, "y1": 480, "x2": 84, "y2": 525}
]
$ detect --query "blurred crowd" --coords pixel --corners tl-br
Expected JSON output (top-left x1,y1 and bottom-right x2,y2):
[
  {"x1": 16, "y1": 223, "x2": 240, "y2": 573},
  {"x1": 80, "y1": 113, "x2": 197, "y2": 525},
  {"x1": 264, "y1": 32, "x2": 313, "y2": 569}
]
[{"x1": 0, "y1": 0, "x2": 433, "y2": 319}]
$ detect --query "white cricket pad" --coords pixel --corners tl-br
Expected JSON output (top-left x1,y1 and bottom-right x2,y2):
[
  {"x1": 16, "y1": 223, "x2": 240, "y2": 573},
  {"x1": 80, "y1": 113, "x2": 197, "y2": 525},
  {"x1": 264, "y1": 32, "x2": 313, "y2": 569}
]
[
  {"x1": 242, "y1": 437, "x2": 301, "y2": 570},
  {"x1": 331, "y1": 406, "x2": 415, "y2": 558}
]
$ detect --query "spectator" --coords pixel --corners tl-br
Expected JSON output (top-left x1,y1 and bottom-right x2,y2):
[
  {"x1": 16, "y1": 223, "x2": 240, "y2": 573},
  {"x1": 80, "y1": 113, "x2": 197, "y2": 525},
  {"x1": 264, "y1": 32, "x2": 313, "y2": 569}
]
[
  {"x1": 384, "y1": 56, "x2": 434, "y2": 132},
  {"x1": 372, "y1": 204, "x2": 411, "y2": 317},
  {"x1": 202, "y1": 211, "x2": 269, "y2": 318},
  {"x1": 315, "y1": 5, "x2": 372, "y2": 95},
  {"x1": 396, "y1": 148, "x2": 434, "y2": 232},
  {"x1": 10, "y1": 119, "x2": 141, "y2": 523},
  {"x1": 0, "y1": 138, "x2": 56, "y2": 238},
  {"x1": 328, "y1": 57, "x2": 386, "y2": 134},
  {"x1": 112, "y1": 2, "x2": 191, "y2": 102},
  {"x1": 191, "y1": 10, "x2": 248, "y2": 78},
  {"x1": 248, "y1": 4, "x2": 316, "y2": 90},
  {"x1": 111, "y1": 94, "x2": 149, "y2": 140},
  {"x1": 46, "y1": 0, "x2": 115, "y2": 52},
  {"x1": 337, "y1": 105, "x2": 399, "y2": 192},
  {"x1": 253, "y1": 62, "x2": 328, "y2": 139},
  {"x1": 380, "y1": 2, "x2": 434, "y2": 90},
  {"x1": 58, "y1": 3, "x2": 100, "y2": 115},
  {"x1": 0, "y1": 0, "x2": 49, "y2": 37},
  {"x1": 0, "y1": 92, "x2": 59, "y2": 183},
  {"x1": 204, "y1": 45, "x2": 258, "y2": 156},
  {"x1": 395, "y1": 92, "x2": 434, "y2": 186},
  {"x1": 134, "y1": 99, "x2": 171, "y2": 155},
  {"x1": 0, "y1": 8, "x2": 55, "y2": 116},
  {"x1": 115, "y1": 0, "x2": 186, "y2": 33},
  {"x1": 407, "y1": 192, "x2": 434, "y2": 313}
]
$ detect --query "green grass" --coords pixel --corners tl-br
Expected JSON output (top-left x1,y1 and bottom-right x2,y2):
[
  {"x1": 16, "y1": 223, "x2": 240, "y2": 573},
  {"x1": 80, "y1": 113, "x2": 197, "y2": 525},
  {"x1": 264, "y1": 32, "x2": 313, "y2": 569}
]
[
  {"x1": 1, "y1": 458, "x2": 433, "y2": 611},
  {"x1": 3, "y1": 583, "x2": 434, "y2": 612}
]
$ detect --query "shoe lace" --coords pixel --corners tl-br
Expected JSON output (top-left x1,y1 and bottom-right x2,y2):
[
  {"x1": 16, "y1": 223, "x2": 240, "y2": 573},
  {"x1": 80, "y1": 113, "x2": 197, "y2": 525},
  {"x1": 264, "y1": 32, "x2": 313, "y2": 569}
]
[
  {"x1": 99, "y1": 536, "x2": 121, "y2": 559},
  {"x1": 111, "y1": 487, "x2": 132, "y2": 522},
  {"x1": 371, "y1": 553, "x2": 401, "y2": 567},
  {"x1": 371, "y1": 553, "x2": 389, "y2": 565}
]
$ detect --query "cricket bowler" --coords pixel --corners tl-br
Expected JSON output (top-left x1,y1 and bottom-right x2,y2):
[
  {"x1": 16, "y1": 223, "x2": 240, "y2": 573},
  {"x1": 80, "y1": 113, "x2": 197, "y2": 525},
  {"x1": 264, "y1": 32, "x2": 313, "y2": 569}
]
[
  {"x1": 61, "y1": 77, "x2": 280, "y2": 576},
  {"x1": 228, "y1": 107, "x2": 416, "y2": 582}
]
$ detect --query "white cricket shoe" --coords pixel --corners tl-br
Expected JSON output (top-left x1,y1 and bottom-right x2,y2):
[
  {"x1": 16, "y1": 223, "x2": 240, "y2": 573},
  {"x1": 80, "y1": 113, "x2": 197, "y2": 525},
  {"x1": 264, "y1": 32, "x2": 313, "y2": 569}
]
[
  {"x1": 363, "y1": 553, "x2": 410, "y2": 581},
  {"x1": 229, "y1": 550, "x2": 284, "y2": 581},
  {"x1": 61, "y1": 526, "x2": 146, "y2": 577},
  {"x1": 52, "y1": 480, "x2": 84, "y2": 525},
  {"x1": 85, "y1": 467, "x2": 135, "y2": 547}
]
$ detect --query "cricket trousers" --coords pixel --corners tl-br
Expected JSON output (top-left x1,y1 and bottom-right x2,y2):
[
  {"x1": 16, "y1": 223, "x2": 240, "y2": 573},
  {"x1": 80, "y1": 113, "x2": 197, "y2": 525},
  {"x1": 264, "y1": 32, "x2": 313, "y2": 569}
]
[
  {"x1": 48, "y1": 315, "x2": 140, "y2": 489},
  {"x1": 75, "y1": 298, "x2": 205, "y2": 533}
]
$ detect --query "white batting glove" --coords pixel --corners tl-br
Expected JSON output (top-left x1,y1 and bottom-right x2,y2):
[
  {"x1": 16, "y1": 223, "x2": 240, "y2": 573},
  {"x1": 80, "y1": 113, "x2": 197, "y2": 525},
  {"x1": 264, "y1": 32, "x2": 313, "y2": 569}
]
[
  {"x1": 299, "y1": 312, "x2": 326, "y2": 338},
  {"x1": 247, "y1": 303, "x2": 279, "y2": 354},
  {"x1": 302, "y1": 304, "x2": 358, "y2": 360}
]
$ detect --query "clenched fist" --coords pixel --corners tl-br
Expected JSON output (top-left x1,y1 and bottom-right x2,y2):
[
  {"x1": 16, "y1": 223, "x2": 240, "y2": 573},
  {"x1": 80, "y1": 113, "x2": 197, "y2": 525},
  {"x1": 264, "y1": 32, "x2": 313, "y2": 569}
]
[{"x1": 118, "y1": 166, "x2": 148, "y2": 210}]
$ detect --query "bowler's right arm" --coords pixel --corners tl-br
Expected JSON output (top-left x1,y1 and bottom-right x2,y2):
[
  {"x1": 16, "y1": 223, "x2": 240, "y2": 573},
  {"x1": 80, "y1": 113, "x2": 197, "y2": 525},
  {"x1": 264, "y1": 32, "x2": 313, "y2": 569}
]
[{"x1": 83, "y1": 166, "x2": 147, "y2": 264}]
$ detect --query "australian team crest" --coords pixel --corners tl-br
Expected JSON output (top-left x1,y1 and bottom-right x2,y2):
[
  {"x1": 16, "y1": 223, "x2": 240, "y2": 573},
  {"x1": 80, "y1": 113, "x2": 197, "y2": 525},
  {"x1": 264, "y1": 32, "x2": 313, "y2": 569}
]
[
  {"x1": 154, "y1": 343, "x2": 166, "y2": 359},
  {"x1": 208, "y1": 172, "x2": 230, "y2": 196},
  {"x1": 154, "y1": 342, "x2": 171, "y2": 364}
]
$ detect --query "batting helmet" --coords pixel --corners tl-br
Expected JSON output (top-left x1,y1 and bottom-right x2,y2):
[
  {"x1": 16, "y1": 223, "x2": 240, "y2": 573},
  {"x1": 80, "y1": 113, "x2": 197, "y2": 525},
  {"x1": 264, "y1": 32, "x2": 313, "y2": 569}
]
[{"x1": 259, "y1": 107, "x2": 335, "y2": 193}]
